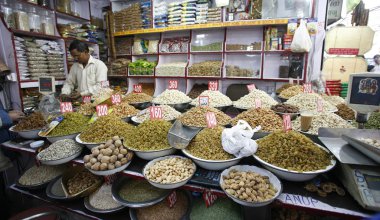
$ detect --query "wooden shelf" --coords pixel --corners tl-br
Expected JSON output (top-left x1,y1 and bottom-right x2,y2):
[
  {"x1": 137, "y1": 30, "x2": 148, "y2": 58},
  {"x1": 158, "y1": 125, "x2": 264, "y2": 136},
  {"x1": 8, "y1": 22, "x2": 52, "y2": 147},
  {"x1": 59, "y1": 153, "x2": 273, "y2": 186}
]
[
  {"x1": 56, "y1": 11, "x2": 90, "y2": 22},
  {"x1": 114, "y1": 19, "x2": 289, "y2": 36},
  {"x1": 63, "y1": 37, "x2": 98, "y2": 45},
  {"x1": 20, "y1": 79, "x2": 66, "y2": 89},
  {"x1": 12, "y1": 29, "x2": 61, "y2": 40}
]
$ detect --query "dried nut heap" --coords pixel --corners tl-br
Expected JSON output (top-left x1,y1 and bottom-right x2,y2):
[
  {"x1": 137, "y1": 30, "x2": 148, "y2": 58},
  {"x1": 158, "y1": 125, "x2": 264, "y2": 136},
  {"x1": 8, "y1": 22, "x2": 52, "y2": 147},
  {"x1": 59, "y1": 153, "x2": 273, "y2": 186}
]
[
  {"x1": 365, "y1": 112, "x2": 380, "y2": 129},
  {"x1": 232, "y1": 108, "x2": 283, "y2": 132},
  {"x1": 278, "y1": 85, "x2": 303, "y2": 99},
  {"x1": 38, "y1": 139, "x2": 82, "y2": 161},
  {"x1": 234, "y1": 89, "x2": 278, "y2": 109},
  {"x1": 135, "y1": 105, "x2": 181, "y2": 123},
  {"x1": 256, "y1": 131, "x2": 332, "y2": 172},
  {"x1": 322, "y1": 94, "x2": 346, "y2": 106},
  {"x1": 125, "y1": 120, "x2": 172, "y2": 151},
  {"x1": 18, "y1": 165, "x2": 66, "y2": 186},
  {"x1": 188, "y1": 84, "x2": 208, "y2": 99},
  {"x1": 84, "y1": 136, "x2": 133, "y2": 171},
  {"x1": 152, "y1": 89, "x2": 192, "y2": 105},
  {"x1": 110, "y1": 102, "x2": 139, "y2": 118},
  {"x1": 123, "y1": 92, "x2": 153, "y2": 103},
  {"x1": 49, "y1": 112, "x2": 89, "y2": 136},
  {"x1": 187, "y1": 126, "x2": 234, "y2": 161},
  {"x1": 89, "y1": 184, "x2": 122, "y2": 210},
  {"x1": 92, "y1": 87, "x2": 114, "y2": 105},
  {"x1": 359, "y1": 138, "x2": 380, "y2": 148},
  {"x1": 292, "y1": 112, "x2": 354, "y2": 135},
  {"x1": 285, "y1": 93, "x2": 337, "y2": 112},
  {"x1": 179, "y1": 106, "x2": 231, "y2": 127},
  {"x1": 66, "y1": 170, "x2": 101, "y2": 195},
  {"x1": 276, "y1": 83, "x2": 296, "y2": 94},
  {"x1": 77, "y1": 103, "x2": 95, "y2": 116},
  {"x1": 335, "y1": 103, "x2": 355, "y2": 120},
  {"x1": 188, "y1": 61, "x2": 222, "y2": 77},
  {"x1": 271, "y1": 103, "x2": 299, "y2": 113},
  {"x1": 145, "y1": 157, "x2": 195, "y2": 184},
  {"x1": 221, "y1": 169, "x2": 277, "y2": 203},
  {"x1": 80, "y1": 115, "x2": 135, "y2": 143},
  {"x1": 14, "y1": 112, "x2": 46, "y2": 131},
  {"x1": 190, "y1": 90, "x2": 233, "y2": 107}
]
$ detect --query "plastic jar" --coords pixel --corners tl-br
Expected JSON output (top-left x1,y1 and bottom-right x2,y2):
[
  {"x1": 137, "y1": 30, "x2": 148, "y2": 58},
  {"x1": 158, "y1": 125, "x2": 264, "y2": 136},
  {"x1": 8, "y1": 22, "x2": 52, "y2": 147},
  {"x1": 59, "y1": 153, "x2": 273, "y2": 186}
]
[
  {"x1": 56, "y1": 0, "x2": 71, "y2": 14},
  {"x1": 14, "y1": 3, "x2": 30, "y2": 31},
  {"x1": 38, "y1": 0, "x2": 50, "y2": 7},
  {"x1": 41, "y1": 11, "x2": 54, "y2": 35},
  {"x1": 28, "y1": 7, "x2": 41, "y2": 33},
  {"x1": 0, "y1": 3, "x2": 15, "y2": 29}
]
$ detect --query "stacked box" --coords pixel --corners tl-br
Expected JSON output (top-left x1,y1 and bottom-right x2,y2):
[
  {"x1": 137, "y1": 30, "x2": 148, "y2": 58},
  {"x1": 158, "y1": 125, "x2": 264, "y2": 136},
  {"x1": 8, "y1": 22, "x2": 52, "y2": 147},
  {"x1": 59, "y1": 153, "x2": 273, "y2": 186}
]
[
  {"x1": 113, "y1": 3, "x2": 142, "y2": 32},
  {"x1": 207, "y1": 8, "x2": 221, "y2": 23},
  {"x1": 154, "y1": 1, "x2": 168, "y2": 28}
]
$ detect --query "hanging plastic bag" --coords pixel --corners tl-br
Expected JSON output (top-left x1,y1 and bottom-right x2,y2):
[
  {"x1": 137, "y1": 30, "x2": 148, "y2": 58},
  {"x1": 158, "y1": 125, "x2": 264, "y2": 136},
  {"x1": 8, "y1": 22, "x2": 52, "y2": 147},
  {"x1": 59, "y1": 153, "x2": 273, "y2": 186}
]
[
  {"x1": 222, "y1": 120, "x2": 261, "y2": 158},
  {"x1": 38, "y1": 94, "x2": 61, "y2": 121},
  {"x1": 290, "y1": 19, "x2": 312, "y2": 52}
]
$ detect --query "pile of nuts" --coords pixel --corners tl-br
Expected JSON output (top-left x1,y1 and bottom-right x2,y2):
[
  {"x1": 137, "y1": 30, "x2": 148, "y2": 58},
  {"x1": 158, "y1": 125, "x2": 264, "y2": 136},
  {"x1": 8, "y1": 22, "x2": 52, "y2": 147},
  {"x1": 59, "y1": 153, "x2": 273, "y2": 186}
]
[
  {"x1": 322, "y1": 94, "x2": 346, "y2": 106},
  {"x1": 144, "y1": 157, "x2": 195, "y2": 184},
  {"x1": 234, "y1": 89, "x2": 278, "y2": 109},
  {"x1": 134, "y1": 105, "x2": 181, "y2": 123},
  {"x1": 221, "y1": 169, "x2": 277, "y2": 203},
  {"x1": 66, "y1": 170, "x2": 101, "y2": 195},
  {"x1": 335, "y1": 103, "x2": 355, "y2": 120},
  {"x1": 14, "y1": 112, "x2": 47, "y2": 131},
  {"x1": 18, "y1": 165, "x2": 66, "y2": 186},
  {"x1": 271, "y1": 103, "x2": 299, "y2": 113},
  {"x1": 38, "y1": 139, "x2": 82, "y2": 161},
  {"x1": 110, "y1": 102, "x2": 139, "y2": 118},
  {"x1": 188, "y1": 84, "x2": 208, "y2": 99},
  {"x1": 123, "y1": 92, "x2": 153, "y2": 103},
  {"x1": 278, "y1": 85, "x2": 303, "y2": 99},
  {"x1": 359, "y1": 138, "x2": 380, "y2": 149},
  {"x1": 190, "y1": 90, "x2": 233, "y2": 107},
  {"x1": 285, "y1": 93, "x2": 337, "y2": 112},
  {"x1": 276, "y1": 83, "x2": 296, "y2": 94},
  {"x1": 92, "y1": 88, "x2": 114, "y2": 106},
  {"x1": 188, "y1": 61, "x2": 222, "y2": 77},
  {"x1": 77, "y1": 103, "x2": 95, "y2": 116},
  {"x1": 152, "y1": 89, "x2": 192, "y2": 105},
  {"x1": 232, "y1": 108, "x2": 283, "y2": 132},
  {"x1": 84, "y1": 136, "x2": 133, "y2": 171},
  {"x1": 179, "y1": 106, "x2": 231, "y2": 127}
]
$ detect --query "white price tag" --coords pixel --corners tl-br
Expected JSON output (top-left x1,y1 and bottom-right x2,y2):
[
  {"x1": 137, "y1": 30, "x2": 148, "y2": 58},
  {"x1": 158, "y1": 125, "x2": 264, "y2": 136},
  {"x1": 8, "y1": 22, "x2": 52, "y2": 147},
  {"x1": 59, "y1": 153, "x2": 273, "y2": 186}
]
[
  {"x1": 199, "y1": 96, "x2": 209, "y2": 107},
  {"x1": 317, "y1": 98, "x2": 323, "y2": 112}
]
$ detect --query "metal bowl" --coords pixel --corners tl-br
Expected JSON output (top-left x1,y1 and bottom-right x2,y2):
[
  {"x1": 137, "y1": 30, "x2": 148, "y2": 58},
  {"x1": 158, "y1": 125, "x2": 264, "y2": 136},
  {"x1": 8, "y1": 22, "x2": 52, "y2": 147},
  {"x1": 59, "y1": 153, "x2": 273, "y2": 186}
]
[
  {"x1": 130, "y1": 102, "x2": 151, "y2": 110},
  {"x1": 9, "y1": 125, "x2": 40, "y2": 139},
  {"x1": 87, "y1": 160, "x2": 132, "y2": 176},
  {"x1": 181, "y1": 149, "x2": 241, "y2": 171},
  {"x1": 17, "y1": 168, "x2": 60, "y2": 190},
  {"x1": 220, "y1": 165, "x2": 282, "y2": 207},
  {"x1": 46, "y1": 176, "x2": 73, "y2": 200},
  {"x1": 75, "y1": 134, "x2": 103, "y2": 150},
  {"x1": 274, "y1": 112, "x2": 299, "y2": 120},
  {"x1": 39, "y1": 132, "x2": 80, "y2": 143},
  {"x1": 84, "y1": 196, "x2": 125, "y2": 214},
  {"x1": 38, "y1": 149, "x2": 83, "y2": 166},
  {"x1": 125, "y1": 145, "x2": 177, "y2": 160},
  {"x1": 143, "y1": 155, "x2": 196, "y2": 189},
  {"x1": 253, "y1": 144, "x2": 336, "y2": 182},
  {"x1": 278, "y1": 97, "x2": 288, "y2": 103},
  {"x1": 189, "y1": 103, "x2": 231, "y2": 112},
  {"x1": 153, "y1": 102, "x2": 191, "y2": 112}
]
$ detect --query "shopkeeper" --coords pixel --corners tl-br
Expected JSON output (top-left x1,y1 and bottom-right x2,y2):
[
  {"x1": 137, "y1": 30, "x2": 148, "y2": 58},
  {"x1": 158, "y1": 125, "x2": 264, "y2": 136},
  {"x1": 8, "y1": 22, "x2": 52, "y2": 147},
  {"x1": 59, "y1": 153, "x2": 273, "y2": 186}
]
[
  {"x1": 370, "y1": 54, "x2": 380, "y2": 73},
  {"x1": 60, "y1": 40, "x2": 108, "y2": 100}
]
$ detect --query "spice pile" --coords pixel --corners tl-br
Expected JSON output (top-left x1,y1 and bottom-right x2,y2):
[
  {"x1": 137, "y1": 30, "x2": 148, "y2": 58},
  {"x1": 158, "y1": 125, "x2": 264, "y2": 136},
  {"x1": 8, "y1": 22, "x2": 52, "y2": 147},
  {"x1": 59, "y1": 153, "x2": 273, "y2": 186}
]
[
  {"x1": 179, "y1": 106, "x2": 231, "y2": 127},
  {"x1": 152, "y1": 89, "x2": 191, "y2": 105},
  {"x1": 188, "y1": 61, "x2": 222, "y2": 77},
  {"x1": 188, "y1": 84, "x2": 208, "y2": 99},
  {"x1": 110, "y1": 102, "x2": 139, "y2": 118},
  {"x1": 190, "y1": 197, "x2": 242, "y2": 220},
  {"x1": 234, "y1": 89, "x2": 278, "y2": 109},
  {"x1": 14, "y1": 112, "x2": 46, "y2": 131},
  {"x1": 187, "y1": 127, "x2": 234, "y2": 161},
  {"x1": 18, "y1": 165, "x2": 66, "y2": 186},
  {"x1": 124, "y1": 120, "x2": 171, "y2": 151},
  {"x1": 123, "y1": 92, "x2": 153, "y2": 103},
  {"x1": 84, "y1": 136, "x2": 133, "y2": 171},
  {"x1": 66, "y1": 170, "x2": 101, "y2": 195},
  {"x1": 89, "y1": 184, "x2": 122, "y2": 210},
  {"x1": 190, "y1": 90, "x2": 232, "y2": 107},
  {"x1": 365, "y1": 112, "x2": 380, "y2": 129},
  {"x1": 271, "y1": 103, "x2": 299, "y2": 113},
  {"x1": 155, "y1": 62, "x2": 187, "y2": 76},
  {"x1": 335, "y1": 103, "x2": 355, "y2": 120},
  {"x1": 77, "y1": 103, "x2": 95, "y2": 116},
  {"x1": 256, "y1": 131, "x2": 332, "y2": 172},
  {"x1": 285, "y1": 93, "x2": 337, "y2": 112},
  {"x1": 119, "y1": 179, "x2": 167, "y2": 203},
  {"x1": 38, "y1": 139, "x2": 82, "y2": 161},
  {"x1": 221, "y1": 169, "x2": 277, "y2": 202},
  {"x1": 278, "y1": 85, "x2": 303, "y2": 99},
  {"x1": 232, "y1": 108, "x2": 283, "y2": 132},
  {"x1": 134, "y1": 105, "x2": 181, "y2": 123},
  {"x1": 145, "y1": 157, "x2": 195, "y2": 184},
  {"x1": 48, "y1": 112, "x2": 89, "y2": 136}
]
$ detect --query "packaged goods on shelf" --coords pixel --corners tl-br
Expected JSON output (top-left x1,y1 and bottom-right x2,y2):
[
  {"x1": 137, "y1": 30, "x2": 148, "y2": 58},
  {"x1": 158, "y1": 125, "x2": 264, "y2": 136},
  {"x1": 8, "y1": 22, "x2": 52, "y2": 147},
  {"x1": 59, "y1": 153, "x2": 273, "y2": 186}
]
[
  {"x1": 195, "y1": 3, "x2": 208, "y2": 24},
  {"x1": 207, "y1": 8, "x2": 221, "y2": 23},
  {"x1": 128, "y1": 59, "x2": 156, "y2": 76},
  {"x1": 14, "y1": 3, "x2": 29, "y2": 31},
  {"x1": 56, "y1": 0, "x2": 71, "y2": 14},
  {"x1": 161, "y1": 37, "x2": 189, "y2": 53},
  {"x1": 188, "y1": 61, "x2": 222, "y2": 77},
  {"x1": 0, "y1": 3, "x2": 16, "y2": 29},
  {"x1": 155, "y1": 62, "x2": 187, "y2": 76},
  {"x1": 226, "y1": 65, "x2": 259, "y2": 78},
  {"x1": 57, "y1": 24, "x2": 99, "y2": 43},
  {"x1": 115, "y1": 38, "x2": 132, "y2": 55},
  {"x1": 114, "y1": 3, "x2": 142, "y2": 32},
  {"x1": 141, "y1": 1, "x2": 152, "y2": 29},
  {"x1": 133, "y1": 38, "x2": 158, "y2": 54},
  {"x1": 154, "y1": 1, "x2": 168, "y2": 28},
  {"x1": 109, "y1": 58, "x2": 130, "y2": 76}
]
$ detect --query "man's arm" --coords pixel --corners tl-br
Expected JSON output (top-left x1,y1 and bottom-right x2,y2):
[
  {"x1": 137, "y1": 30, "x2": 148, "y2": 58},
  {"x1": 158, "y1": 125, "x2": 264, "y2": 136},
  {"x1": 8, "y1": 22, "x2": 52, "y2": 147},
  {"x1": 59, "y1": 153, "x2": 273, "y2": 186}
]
[
  {"x1": 85, "y1": 60, "x2": 108, "y2": 96},
  {"x1": 61, "y1": 66, "x2": 77, "y2": 95}
]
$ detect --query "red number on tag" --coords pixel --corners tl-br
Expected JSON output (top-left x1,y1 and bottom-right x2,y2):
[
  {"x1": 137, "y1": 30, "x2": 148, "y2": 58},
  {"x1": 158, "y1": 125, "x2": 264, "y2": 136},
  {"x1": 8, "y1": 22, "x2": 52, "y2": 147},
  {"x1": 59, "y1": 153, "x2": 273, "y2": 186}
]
[
  {"x1": 208, "y1": 81, "x2": 218, "y2": 91},
  {"x1": 60, "y1": 102, "x2": 73, "y2": 113},
  {"x1": 96, "y1": 104, "x2": 108, "y2": 117},
  {"x1": 206, "y1": 112, "x2": 217, "y2": 128},
  {"x1": 203, "y1": 189, "x2": 218, "y2": 207},
  {"x1": 111, "y1": 94, "x2": 122, "y2": 105},
  {"x1": 317, "y1": 98, "x2": 323, "y2": 112},
  {"x1": 255, "y1": 99, "x2": 262, "y2": 108},
  {"x1": 168, "y1": 80, "x2": 178, "y2": 90},
  {"x1": 150, "y1": 106, "x2": 163, "y2": 120},
  {"x1": 104, "y1": 173, "x2": 118, "y2": 185},
  {"x1": 101, "y1": 80, "x2": 110, "y2": 88},
  {"x1": 199, "y1": 96, "x2": 209, "y2": 107},
  {"x1": 247, "y1": 84, "x2": 256, "y2": 92},
  {"x1": 133, "y1": 84, "x2": 142, "y2": 93},
  {"x1": 283, "y1": 114, "x2": 292, "y2": 131},
  {"x1": 303, "y1": 83, "x2": 312, "y2": 93},
  {"x1": 82, "y1": 96, "x2": 91, "y2": 103},
  {"x1": 166, "y1": 191, "x2": 177, "y2": 208}
]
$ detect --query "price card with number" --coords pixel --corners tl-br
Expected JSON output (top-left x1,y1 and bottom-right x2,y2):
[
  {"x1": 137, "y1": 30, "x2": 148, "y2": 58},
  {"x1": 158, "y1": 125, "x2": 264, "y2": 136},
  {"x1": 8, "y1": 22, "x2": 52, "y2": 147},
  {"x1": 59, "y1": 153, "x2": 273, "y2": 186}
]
[
  {"x1": 282, "y1": 114, "x2": 292, "y2": 132},
  {"x1": 255, "y1": 99, "x2": 262, "y2": 108},
  {"x1": 82, "y1": 96, "x2": 91, "y2": 103},
  {"x1": 247, "y1": 84, "x2": 256, "y2": 92},
  {"x1": 166, "y1": 190, "x2": 177, "y2": 208},
  {"x1": 111, "y1": 94, "x2": 122, "y2": 105},
  {"x1": 208, "y1": 81, "x2": 218, "y2": 91},
  {"x1": 289, "y1": 78, "x2": 294, "y2": 84},
  {"x1": 133, "y1": 84, "x2": 142, "y2": 93},
  {"x1": 150, "y1": 106, "x2": 163, "y2": 120},
  {"x1": 60, "y1": 102, "x2": 73, "y2": 113},
  {"x1": 199, "y1": 96, "x2": 209, "y2": 107},
  {"x1": 317, "y1": 98, "x2": 323, "y2": 112},
  {"x1": 205, "y1": 112, "x2": 217, "y2": 128},
  {"x1": 96, "y1": 104, "x2": 109, "y2": 117},
  {"x1": 101, "y1": 80, "x2": 110, "y2": 88},
  {"x1": 303, "y1": 83, "x2": 312, "y2": 93},
  {"x1": 168, "y1": 80, "x2": 178, "y2": 90},
  {"x1": 203, "y1": 188, "x2": 218, "y2": 207},
  {"x1": 104, "y1": 173, "x2": 119, "y2": 185}
]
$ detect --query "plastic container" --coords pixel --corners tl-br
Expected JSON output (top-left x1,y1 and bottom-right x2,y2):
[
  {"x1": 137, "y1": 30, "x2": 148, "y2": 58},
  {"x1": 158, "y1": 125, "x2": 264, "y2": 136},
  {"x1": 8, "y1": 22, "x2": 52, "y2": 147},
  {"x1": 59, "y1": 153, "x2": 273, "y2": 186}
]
[
  {"x1": 0, "y1": 2, "x2": 15, "y2": 29},
  {"x1": 41, "y1": 11, "x2": 54, "y2": 35},
  {"x1": 38, "y1": 0, "x2": 50, "y2": 7},
  {"x1": 56, "y1": 0, "x2": 71, "y2": 14},
  {"x1": 14, "y1": 3, "x2": 30, "y2": 31},
  {"x1": 28, "y1": 7, "x2": 41, "y2": 33}
]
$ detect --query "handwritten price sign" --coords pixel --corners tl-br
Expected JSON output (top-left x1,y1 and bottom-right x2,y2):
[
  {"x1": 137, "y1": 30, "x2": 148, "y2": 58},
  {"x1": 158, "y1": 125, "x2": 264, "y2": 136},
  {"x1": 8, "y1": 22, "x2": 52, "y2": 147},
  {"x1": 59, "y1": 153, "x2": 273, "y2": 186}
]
[
  {"x1": 255, "y1": 99, "x2": 262, "y2": 108},
  {"x1": 199, "y1": 96, "x2": 209, "y2": 107},
  {"x1": 166, "y1": 191, "x2": 177, "y2": 208},
  {"x1": 168, "y1": 80, "x2": 178, "y2": 90},
  {"x1": 150, "y1": 106, "x2": 163, "y2": 120},
  {"x1": 203, "y1": 188, "x2": 218, "y2": 207},
  {"x1": 82, "y1": 96, "x2": 91, "y2": 103},
  {"x1": 60, "y1": 102, "x2": 73, "y2": 113},
  {"x1": 206, "y1": 112, "x2": 217, "y2": 128},
  {"x1": 96, "y1": 104, "x2": 109, "y2": 117},
  {"x1": 111, "y1": 94, "x2": 122, "y2": 105},
  {"x1": 283, "y1": 114, "x2": 292, "y2": 132},
  {"x1": 101, "y1": 80, "x2": 110, "y2": 88},
  {"x1": 208, "y1": 81, "x2": 218, "y2": 91},
  {"x1": 133, "y1": 84, "x2": 142, "y2": 93},
  {"x1": 303, "y1": 83, "x2": 313, "y2": 93},
  {"x1": 317, "y1": 98, "x2": 323, "y2": 112},
  {"x1": 247, "y1": 84, "x2": 256, "y2": 92}
]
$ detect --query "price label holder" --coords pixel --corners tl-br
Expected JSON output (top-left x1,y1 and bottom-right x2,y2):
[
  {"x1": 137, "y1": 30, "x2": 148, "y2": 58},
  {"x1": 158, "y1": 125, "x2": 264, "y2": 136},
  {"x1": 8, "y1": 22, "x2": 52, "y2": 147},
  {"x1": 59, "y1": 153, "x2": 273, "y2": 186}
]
[
  {"x1": 166, "y1": 190, "x2": 177, "y2": 208},
  {"x1": 104, "y1": 173, "x2": 119, "y2": 185},
  {"x1": 111, "y1": 94, "x2": 122, "y2": 105},
  {"x1": 96, "y1": 104, "x2": 109, "y2": 117},
  {"x1": 283, "y1": 114, "x2": 292, "y2": 132},
  {"x1": 101, "y1": 80, "x2": 110, "y2": 88},
  {"x1": 208, "y1": 81, "x2": 218, "y2": 91},
  {"x1": 317, "y1": 98, "x2": 323, "y2": 112},
  {"x1": 203, "y1": 188, "x2": 218, "y2": 207},
  {"x1": 255, "y1": 99, "x2": 262, "y2": 108},
  {"x1": 60, "y1": 102, "x2": 73, "y2": 113},
  {"x1": 150, "y1": 106, "x2": 163, "y2": 120},
  {"x1": 39, "y1": 115, "x2": 64, "y2": 136},
  {"x1": 205, "y1": 112, "x2": 217, "y2": 128},
  {"x1": 303, "y1": 83, "x2": 313, "y2": 93},
  {"x1": 247, "y1": 84, "x2": 256, "y2": 92},
  {"x1": 199, "y1": 96, "x2": 209, "y2": 107},
  {"x1": 133, "y1": 84, "x2": 142, "y2": 93},
  {"x1": 168, "y1": 80, "x2": 178, "y2": 90},
  {"x1": 38, "y1": 76, "x2": 55, "y2": 95},
  {"x1": 82, "y1": 96, "x2": 91, "y2": 103}
]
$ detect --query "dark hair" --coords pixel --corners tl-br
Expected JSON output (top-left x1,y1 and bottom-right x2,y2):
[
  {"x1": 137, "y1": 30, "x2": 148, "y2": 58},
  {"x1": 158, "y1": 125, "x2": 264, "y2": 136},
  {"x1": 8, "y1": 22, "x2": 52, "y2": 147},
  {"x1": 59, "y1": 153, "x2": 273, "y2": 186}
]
[
  {"x1": 374, "y1": 54, "x2": 380, "y2": 59},
  {"x1": 69, "y1": 40, "x2": 89, "y2": 53}
]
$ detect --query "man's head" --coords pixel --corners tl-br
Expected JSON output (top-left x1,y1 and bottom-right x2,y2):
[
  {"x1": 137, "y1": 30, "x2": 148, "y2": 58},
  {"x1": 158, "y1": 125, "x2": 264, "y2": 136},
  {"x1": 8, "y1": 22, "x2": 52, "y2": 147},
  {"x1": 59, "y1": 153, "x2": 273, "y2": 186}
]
[
  {"x1": 69, "y1": 40, "x2": 90, "y2": 65},
  {"x1": 374, "y1": 54, "x2": 380, "y2": 65}
]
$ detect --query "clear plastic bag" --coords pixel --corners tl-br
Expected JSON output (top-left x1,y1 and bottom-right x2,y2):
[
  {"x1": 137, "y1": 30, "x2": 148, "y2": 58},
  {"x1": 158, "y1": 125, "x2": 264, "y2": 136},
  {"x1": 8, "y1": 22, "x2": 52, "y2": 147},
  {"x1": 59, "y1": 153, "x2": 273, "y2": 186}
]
[{"x1": 290, "y1": 19, "x2": 312, "y2": 52}]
